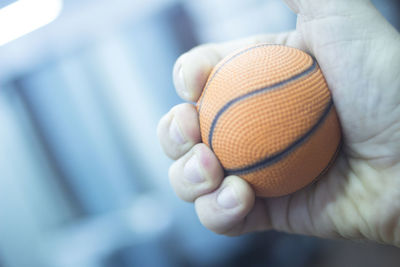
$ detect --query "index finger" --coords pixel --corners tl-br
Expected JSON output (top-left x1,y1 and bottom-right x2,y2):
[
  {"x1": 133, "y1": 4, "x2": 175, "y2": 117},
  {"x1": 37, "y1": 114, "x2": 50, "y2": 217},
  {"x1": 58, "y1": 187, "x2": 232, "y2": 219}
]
[{"x1": 172, "y1": 31, "x2": 305, "y2": 102}]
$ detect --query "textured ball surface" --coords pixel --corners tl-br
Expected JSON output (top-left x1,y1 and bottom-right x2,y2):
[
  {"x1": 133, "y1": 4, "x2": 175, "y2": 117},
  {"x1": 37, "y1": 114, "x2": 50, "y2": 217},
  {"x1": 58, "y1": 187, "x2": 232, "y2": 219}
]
[{"x1": 197, "y1": 44, "x2": 341, "y2": 197}]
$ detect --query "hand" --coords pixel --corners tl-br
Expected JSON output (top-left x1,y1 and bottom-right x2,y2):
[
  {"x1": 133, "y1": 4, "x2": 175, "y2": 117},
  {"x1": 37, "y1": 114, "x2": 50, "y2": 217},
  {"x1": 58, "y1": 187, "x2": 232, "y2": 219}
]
[{"x1": 157, "y1": 0, "x2": 400, "y2": 246}]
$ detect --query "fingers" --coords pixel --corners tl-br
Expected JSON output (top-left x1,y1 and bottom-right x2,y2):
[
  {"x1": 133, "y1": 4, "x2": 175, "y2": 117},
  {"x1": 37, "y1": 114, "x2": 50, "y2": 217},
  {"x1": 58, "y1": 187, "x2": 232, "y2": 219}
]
[
  {"x1": 157, "y1": 103, "x2": 201, "y2": 160},
  {"x1": 194, "y1": 176, "x2": 256, "y2": 235},
  {"x1": 169, "y1": 146, "x2": 268, "y2": 235},
  {"x1": 173, "y1": 31, "x2": 306, "y2": 102},
  {"x1": 170, "y1": 149, "x2": 270, "y2": 235},
  {"x1": 173, "y1": 44, "x2": 221, "y2": 102},
  {"x1": 169, "y1": 143, "x2": 224, "y2": 202}
]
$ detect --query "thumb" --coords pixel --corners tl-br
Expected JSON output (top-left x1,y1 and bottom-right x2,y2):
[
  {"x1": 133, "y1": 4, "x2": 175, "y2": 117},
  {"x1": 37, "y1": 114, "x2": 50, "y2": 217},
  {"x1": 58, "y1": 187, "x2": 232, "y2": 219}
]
[
  {"x1": 282, "y1": 0, "x2": 373, "y2": 18},
  {"x1": 281, "y1": 0, "x2": 399, "y2": 53},
  {"x1": 281, "y1": 0, "x2": 400, "y2": 153}
]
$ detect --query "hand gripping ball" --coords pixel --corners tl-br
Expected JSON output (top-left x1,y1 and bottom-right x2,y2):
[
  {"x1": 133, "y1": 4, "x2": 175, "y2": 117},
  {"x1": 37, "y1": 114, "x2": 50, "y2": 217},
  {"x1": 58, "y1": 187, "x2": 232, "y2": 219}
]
[{"x1": 197, "y1": 44, "x2": 342, "y2": 197}]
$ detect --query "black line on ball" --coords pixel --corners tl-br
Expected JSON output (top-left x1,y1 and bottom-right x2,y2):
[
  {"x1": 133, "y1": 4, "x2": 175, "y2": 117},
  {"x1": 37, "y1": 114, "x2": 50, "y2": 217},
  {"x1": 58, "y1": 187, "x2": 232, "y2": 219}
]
[
  {"x1": 198, "y1": 44, "x2": 290, "y2": 112},
  {"x1": 225, "y1": 99, "x2": 333, "y2": 175},
  {"x1": 208, "y1": 58, "x2": 317, "y2": 150}
]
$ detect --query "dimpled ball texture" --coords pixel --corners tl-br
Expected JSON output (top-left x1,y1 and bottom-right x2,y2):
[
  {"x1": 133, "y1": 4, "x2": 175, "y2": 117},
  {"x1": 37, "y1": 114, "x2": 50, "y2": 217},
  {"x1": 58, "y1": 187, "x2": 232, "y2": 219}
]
[{"x1": 197, "y1": 44, "x2": 342, "y2": 197}]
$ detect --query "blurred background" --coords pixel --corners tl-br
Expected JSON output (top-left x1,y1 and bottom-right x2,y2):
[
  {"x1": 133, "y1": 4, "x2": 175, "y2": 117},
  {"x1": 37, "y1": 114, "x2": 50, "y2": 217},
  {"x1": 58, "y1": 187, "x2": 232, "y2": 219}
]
[{"x1": 0, "y1": 0, "x2": 399, "y2": 266}]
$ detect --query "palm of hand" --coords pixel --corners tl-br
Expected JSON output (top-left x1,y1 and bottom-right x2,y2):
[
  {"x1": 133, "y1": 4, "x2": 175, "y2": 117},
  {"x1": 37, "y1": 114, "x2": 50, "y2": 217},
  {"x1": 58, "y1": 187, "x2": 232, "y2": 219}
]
[{"x1": 268, "y1": 7, "x2": 400, "y2": 244}]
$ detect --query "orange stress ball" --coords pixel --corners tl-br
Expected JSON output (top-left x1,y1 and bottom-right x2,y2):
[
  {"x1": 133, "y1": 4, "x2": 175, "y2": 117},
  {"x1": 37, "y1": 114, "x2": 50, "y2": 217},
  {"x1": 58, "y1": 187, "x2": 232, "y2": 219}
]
[{"x1": 197, "y1": 44, "x2": 342, "y2": 197}]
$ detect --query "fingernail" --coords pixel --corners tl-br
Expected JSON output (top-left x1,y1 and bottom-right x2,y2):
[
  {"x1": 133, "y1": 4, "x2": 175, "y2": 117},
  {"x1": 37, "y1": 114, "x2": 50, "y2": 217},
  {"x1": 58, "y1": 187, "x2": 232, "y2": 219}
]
[
  {"x1": 176, "y1": 66, "x2": 189, "y2": 99},
  {"x1": 217, "y1": 185, "x2": 238, "y2": 209},
  {"x1": 184, "y1": 154, "x2": 205, "y2": 184},
  {"x1": 169, "y1": 118, "x2": 185, "y2": 145}
]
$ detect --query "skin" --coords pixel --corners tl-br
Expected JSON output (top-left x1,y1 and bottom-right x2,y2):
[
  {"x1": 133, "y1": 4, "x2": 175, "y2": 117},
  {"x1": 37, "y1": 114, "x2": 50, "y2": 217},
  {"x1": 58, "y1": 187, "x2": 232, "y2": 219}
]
[{"x1": 157, "y1": 0, "x2": 400, "y2": 246}]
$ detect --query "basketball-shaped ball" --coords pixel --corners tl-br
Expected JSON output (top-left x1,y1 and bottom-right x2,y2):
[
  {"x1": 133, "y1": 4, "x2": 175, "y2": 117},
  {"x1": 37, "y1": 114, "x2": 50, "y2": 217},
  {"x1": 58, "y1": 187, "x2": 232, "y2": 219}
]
[{"x1": 197, "y1": 44, "x2": 341, "y2": 197}]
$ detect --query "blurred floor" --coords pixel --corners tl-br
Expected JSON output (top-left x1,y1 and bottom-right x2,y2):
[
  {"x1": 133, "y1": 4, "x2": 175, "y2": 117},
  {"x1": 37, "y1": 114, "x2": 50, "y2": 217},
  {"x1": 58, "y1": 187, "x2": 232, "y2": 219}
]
[
  {"x1": 312, "y1": 240, "x2": 400, "y2": 267},
  {"x1": 219, "y1": 232, "x2": 400, "y2": 267}
]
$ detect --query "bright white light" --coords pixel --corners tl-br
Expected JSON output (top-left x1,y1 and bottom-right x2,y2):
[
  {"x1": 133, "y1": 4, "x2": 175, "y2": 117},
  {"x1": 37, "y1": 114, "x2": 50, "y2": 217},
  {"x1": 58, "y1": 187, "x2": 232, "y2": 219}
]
[{"x1": 0, "y1": 0, "x2": 62, "y2": 46}]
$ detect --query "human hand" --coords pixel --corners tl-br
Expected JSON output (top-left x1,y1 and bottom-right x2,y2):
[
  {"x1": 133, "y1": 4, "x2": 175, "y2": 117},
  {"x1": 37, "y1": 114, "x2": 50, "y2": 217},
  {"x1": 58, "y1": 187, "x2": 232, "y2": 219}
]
[{"x1": 158, "y1": 0, "x2": 400, "y2": 246}]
